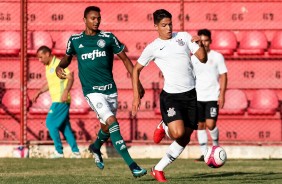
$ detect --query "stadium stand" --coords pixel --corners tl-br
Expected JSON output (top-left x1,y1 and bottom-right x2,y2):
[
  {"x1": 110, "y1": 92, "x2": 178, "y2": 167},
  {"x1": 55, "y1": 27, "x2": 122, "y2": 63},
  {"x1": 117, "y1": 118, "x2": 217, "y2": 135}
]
[
  {"x1": 211, "y1": 30, "x2": 237, "y2": 55},
  {"x1": 268, "y1": 31, "x2": 282, "y2": 55},
  {"x1": 237, "y1": 31, "x2": 268, "y2": 55},
  {"x1": 113, "y1": 31, "x2": 157, "y2": 59},
  {"x1": 29, "y1": 91, "x2": 51, "y2": 114},
  {"x1": 0, "y1": 60, "x2": 20, "y2": 89},
  {"x1": 52, "y1": 31, "x2": 79, "y2": 55},
  {"x1": 0, "y1": 89, "x2": 30, "y2": 114},
  {"x1": 247, "y1": 89, "x2": 279, "y2": 115},
  {"x1": 69, "y1": 89, "x2": 89, "y2": 115},
  {"x1": 28, "y1": 31, "x2": 53, "y2": 55},
  {"x1": 219, "y1": 89, "x2": 248, "y2": 115},
  {"x1": 0, "y1": 31, "x2": 20, "y2": 55}
]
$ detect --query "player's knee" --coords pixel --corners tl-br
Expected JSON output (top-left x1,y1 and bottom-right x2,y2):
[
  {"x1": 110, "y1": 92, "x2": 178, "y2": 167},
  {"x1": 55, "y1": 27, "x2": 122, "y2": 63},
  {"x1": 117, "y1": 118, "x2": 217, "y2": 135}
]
[
  {"x1": 170, "y1": 129, "x2": 185, "y2": 140},
  {"x1": 106, "y1": 115, "x2": 118, "y2": 126}
]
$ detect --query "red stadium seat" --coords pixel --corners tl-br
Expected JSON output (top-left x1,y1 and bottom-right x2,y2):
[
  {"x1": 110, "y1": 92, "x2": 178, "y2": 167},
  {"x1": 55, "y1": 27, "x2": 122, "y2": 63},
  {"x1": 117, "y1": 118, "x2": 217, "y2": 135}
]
[
  {"x1": 52, "y1": 31, "x2": 79, "y2": 55},
  {"x1": 69, "y1": 89, "x2": 89, "y2": 114},
  {"x1": 237, "y1": 31, "x2": 268, "y2": 55},
  {"x1": 0, "y1": 31, "x2": 20, "y2": 55},
  {"x1": 29, "y1": 92, "x2": 51, "y2": 114},
  {"x1": 268, "y1": 31, "x2": 282, "y2": 55},
  {"x1": 0, "y1": 89, "x2": 30, "y2": 114},
  {"x1": 28, "y1": 31, "x2": 53, "y2": 55},
  {"x1": 211, "y1": 31, "x2": 237, "y2": 55},
  {"x1": 219, "y1": 89, "x2": 248, "y2": 115},
  {"x1": 248, "y1": 89, "x2": 279, "y2": 115}
]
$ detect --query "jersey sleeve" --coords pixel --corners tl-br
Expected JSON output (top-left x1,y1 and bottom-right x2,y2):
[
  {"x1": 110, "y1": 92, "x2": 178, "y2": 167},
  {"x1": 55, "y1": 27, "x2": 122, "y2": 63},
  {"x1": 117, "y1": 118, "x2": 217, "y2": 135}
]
[
  {"x1": 185, "y1": 32, "x2": 200, "y2": 54},
  {"x1": 111, "y1": 34, "x2": 125, "y2": 54},
  {"x1": 66, "y1": 36, "x2": 76, "y2": 56},
  {"x1": 137, "y1": 43, "x2": 154, "y2": 66},
  {"x1": 217, "y1": 52, "x2": 228, "y2": 74}
]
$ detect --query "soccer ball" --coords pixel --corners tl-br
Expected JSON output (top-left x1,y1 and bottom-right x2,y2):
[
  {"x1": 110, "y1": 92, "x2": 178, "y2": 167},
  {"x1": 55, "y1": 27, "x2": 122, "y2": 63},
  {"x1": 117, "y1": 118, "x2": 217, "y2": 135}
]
[{"x1": 204, "y1": 146, "x2": 227, "y2": 168}]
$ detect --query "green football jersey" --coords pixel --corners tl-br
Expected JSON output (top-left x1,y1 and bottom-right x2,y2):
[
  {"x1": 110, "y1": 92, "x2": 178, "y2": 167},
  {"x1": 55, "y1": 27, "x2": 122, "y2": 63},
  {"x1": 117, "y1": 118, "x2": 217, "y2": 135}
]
[{"x1": 66, "y1": 30, "x2": 125, "y2": 96}]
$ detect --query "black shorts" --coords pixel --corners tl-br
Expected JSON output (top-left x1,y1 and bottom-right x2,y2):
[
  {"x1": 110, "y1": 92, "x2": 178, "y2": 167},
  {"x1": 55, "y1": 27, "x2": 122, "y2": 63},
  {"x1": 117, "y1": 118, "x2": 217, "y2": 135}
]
[
  {"x1": 159, "y1": 88, "x2": 198, "y2": 130},
  {"x1": 197, "y1": 101, "x2": 219, "y2": 122}
]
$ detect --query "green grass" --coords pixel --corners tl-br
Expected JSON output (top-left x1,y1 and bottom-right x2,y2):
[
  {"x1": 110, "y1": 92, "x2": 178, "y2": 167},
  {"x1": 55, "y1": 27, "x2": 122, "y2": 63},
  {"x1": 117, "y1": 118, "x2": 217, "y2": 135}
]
[{"x1": 0, "y1": 158, "x2": 282, "y2": 184}]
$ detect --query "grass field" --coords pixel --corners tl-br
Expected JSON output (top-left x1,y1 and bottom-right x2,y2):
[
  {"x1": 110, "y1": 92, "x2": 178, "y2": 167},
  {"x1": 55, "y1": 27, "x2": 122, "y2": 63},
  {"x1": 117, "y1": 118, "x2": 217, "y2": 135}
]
[{"x1": 0, "y1": 158, "x2": 282, "y2": 184}]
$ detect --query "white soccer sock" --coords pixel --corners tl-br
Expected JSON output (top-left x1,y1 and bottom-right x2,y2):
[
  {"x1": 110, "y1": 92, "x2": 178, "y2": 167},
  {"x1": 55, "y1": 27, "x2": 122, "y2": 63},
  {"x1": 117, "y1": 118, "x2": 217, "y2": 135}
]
[
  {"x1": 197, "y1": 129, "x2": 208, "y2": 155},
  {"x1": 155, "y1": 141, "x2": 184, "y2": 171},
  {"x1": 209, "y1": 126, "x2": 219, "y2": 146},
  {"x1": 162, "y1": 122, "x2": 171, "y2": 139}
]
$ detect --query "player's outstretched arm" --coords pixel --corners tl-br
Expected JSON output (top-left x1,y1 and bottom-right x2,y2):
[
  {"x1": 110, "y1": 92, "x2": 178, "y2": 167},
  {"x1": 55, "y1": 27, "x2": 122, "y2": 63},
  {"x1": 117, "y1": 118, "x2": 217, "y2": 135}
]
[
  {"x1": 132, "y1": 62, "x2": 145, "y2": 117},
  {"x1": 32, "y1": 83, "x2": 48, "y2": 103},
  {"x1": 56, "y1": 55, "x2": 73, "y2": 79}
]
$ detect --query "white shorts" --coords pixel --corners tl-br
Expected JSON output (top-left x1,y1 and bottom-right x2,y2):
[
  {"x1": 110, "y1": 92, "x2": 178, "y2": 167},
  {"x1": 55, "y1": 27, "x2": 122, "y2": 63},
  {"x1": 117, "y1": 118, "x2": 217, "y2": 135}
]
[{"x1": 85, "y1": 92, "x2": 118, "y2": 125}]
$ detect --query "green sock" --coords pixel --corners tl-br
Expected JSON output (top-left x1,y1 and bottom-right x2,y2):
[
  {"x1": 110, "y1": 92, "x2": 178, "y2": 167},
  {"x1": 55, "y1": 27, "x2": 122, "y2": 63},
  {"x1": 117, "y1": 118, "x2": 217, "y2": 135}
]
[
  {"x1": 109, "y1": 122, "x2": 134, "y2": 167},
  {"x1": 92, "y1": 129, "x2": 110, "y2": 150}
]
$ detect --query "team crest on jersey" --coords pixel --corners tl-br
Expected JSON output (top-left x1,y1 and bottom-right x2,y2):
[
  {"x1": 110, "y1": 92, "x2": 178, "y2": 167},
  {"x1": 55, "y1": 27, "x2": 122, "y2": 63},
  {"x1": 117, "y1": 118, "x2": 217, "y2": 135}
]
[
  {"x1": 210, "y1": 107, "x2": 217, "y2": 117},
  {"x1": 96, "y1": 102, "x2": 103, "y2": 109},
  {"x1": 97, "y1": 39, "x2": 106, "y2": 48},
  {"x1": 49, "y1": 68, "x2": 55, "y2": 73},
  {"x1": 176, "y1": 39, "x2": 185, "y2": 46},
  {"x1": 167, "y1": 107, "x2": 176, "y2": 117}
]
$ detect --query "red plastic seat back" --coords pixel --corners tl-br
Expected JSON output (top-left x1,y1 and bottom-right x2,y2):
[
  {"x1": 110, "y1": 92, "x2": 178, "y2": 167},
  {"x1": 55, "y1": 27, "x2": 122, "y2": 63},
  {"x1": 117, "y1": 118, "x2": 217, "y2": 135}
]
[
  {"x1": 1, "y1": 89, "x2": 30, "y2": 114},
  {"x1": 248, "y1": 89, "x2": 279, "y2": 115},
  {"x1": 237, "y1": 31, "x2": 268, "y2": 55},
  {"x1": 269, "y1": 31, "x2": 282, "y2": 55},
  {"x1": 70, "y1": 89, "x2": 89, "y2": 114},
  {"x1": 219, "y1": 89, "x2": 248, "y2": 115},
  {"x1": 211, "y1": 31, "x2": 237, "y2": 55},
  {"x1": 0, "y1": 31, "x2": 20, "y2": 55}
]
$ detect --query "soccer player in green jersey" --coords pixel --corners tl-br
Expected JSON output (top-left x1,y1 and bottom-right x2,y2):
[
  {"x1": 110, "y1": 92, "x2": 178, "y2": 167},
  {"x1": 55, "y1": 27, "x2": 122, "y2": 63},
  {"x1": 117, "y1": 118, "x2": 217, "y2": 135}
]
[
  {"x1": 55, "y1": 6, "x2": 146, "y2": 177},
  {"x1": 33, "y1": 46, "x2": 81, "y2": 159}
]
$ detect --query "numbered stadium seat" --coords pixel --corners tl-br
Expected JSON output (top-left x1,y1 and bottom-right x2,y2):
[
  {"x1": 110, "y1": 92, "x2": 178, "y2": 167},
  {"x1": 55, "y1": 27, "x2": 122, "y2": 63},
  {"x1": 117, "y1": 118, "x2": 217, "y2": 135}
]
[
  {"x1": 52, "y1": 31, "x2": 79, "y2": 55},
  {"x1": 211, "y1": 31, "x2": 237, "y2": 55},
  {"x1": 219, "y1": 89, "x2": 248, "y2": 115},
  {"x1": 237, "y1": 31, "x2": 268, "y2": 55},
  {"x1": 247, "y1": 89, "x2": 279, "y2": 115},
  {"x1": 0, "y1": 89, "x2": 30, "y2": 114},
  {"x1": 268, "y1": 31, "x2": 282, "y2": 55},
  {"x1": 28, "y1": 31, "x2": 53, "y2": 55},
  {"x1": 69, "y1": 89, "x2": 89, "y2": 114},
  {"x1": 0, "y1": 31, "x2": 20, "y2": 55},
  {"x1": 29, "y1": 92, "x2": 51, "y2": 114}
]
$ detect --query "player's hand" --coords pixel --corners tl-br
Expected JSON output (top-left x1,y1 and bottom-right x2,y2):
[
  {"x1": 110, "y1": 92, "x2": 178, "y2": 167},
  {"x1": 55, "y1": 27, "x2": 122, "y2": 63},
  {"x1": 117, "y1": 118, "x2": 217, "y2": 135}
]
[
  {"x1": 218, "y1": 95, "x2": 225, "y2": 109},
  {"x1": 32, "y1": 93, "x2": 39, "y2": 103},
  {"x1": 191, "y1": 35, "x2": 200, "y2": 43},
  {"x1": 56, "y1": 66, "x2": 67, "y2": 79},
  {"x1": 61, "y1": 90, "x2": 68, "y2": 102},
  {"x1": 191, "y1": 35, "x2": 204, "y2": 47},
  {"x1": 132, "y1": 98, "x2": 141, "y2": 117}
]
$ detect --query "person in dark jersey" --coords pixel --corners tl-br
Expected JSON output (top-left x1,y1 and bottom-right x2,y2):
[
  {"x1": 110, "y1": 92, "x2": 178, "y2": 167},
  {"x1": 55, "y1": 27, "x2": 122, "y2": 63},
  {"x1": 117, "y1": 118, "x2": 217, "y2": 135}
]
[{"x1": 55, "y1": 6, "x2": 146, "y2": 178}]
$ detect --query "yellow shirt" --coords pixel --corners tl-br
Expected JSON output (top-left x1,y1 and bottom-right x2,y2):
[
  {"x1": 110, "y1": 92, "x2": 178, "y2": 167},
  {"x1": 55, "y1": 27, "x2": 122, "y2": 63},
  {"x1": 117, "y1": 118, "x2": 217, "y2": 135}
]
[{"x1": 46, "y1": 56, "x2": 71, "y2": 103}]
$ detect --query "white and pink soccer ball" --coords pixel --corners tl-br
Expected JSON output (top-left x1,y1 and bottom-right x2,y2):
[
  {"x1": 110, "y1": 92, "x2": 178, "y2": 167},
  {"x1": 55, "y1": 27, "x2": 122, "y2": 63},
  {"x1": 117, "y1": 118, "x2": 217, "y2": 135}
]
[{"x1": 204, "y1": 146, "x2": 227, "y2": 168}]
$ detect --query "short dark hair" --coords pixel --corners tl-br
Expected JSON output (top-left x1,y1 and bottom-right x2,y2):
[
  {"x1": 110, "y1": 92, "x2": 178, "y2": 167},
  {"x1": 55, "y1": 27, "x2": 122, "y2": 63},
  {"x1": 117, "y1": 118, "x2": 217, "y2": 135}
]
[
  {"x1": 198, "y1": 29, "x2": 211, "y2": 39},
  {"x1": 153, "y1": 9, "x2": 172, "y2": 24},
  {"x1": 84, "y1": 6, "x2": 100, "y2": 18},
  {"x1": 37, "y1": 45, "x2": 51, "y2": 54}
]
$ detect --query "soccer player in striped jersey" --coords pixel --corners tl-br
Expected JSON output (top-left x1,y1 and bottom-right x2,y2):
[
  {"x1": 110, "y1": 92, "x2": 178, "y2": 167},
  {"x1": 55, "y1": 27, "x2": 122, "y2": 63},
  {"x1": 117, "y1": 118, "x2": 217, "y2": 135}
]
[{"x1": 55, "y1": 6, "x2": 146, "y2": 178}]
